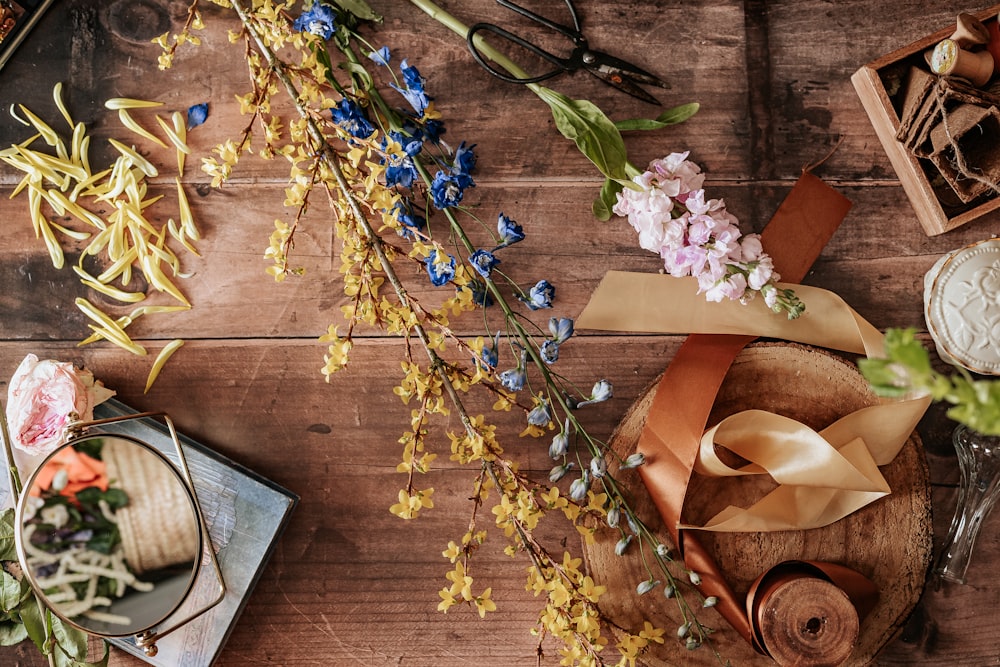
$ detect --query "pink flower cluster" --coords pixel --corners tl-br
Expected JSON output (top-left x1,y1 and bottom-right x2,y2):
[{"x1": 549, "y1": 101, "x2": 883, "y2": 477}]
[{"x1": 613, "y1": 152, "x2": 781, "y2": 309}]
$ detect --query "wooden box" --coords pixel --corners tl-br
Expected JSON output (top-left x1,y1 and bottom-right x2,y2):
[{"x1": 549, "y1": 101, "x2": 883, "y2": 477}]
[{"x1": 852, "y1": 6, "x2": 1000, "y2": 236}]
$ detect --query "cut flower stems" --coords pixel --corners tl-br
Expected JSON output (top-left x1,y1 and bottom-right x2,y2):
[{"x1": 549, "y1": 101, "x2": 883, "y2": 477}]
[{"x1": 159, "y1": 0, "x2": 734, "y2": 664}]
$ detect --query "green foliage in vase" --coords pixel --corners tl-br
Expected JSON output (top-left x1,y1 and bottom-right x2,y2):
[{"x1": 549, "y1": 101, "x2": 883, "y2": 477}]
[{"x1": 859, "y1": 328, "x2": 1000, "y2": 436}]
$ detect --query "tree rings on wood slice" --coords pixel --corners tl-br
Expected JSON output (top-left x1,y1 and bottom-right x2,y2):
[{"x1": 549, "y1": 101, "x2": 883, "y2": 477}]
[{"x1": 581, "y1": 342, "x2": 932, "y2": 666}]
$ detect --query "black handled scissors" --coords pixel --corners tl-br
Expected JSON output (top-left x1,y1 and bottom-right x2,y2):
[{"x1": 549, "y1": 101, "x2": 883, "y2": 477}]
[{"x1": 467, "y1": 0, "x2": 669, "y2": 105}]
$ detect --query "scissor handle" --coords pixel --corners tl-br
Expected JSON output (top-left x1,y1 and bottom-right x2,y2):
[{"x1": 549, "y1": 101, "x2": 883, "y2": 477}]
[
  {"x1": 494, "y1": 0, "x2": 582, "y2": 41},
  {"x1": 467, "y1": 22, "x2": 575, "y2": 85}
]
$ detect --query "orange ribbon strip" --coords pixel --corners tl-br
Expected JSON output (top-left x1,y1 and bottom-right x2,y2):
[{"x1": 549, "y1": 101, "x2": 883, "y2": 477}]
[{"x1": 578, "y1": 171, "x2": 912, "y2": 656}]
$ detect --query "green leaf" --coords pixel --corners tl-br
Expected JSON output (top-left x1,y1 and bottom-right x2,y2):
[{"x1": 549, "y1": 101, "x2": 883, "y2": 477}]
[
  {"x1": 50, "y1": 612, "x2": 88, "y2": 661},
  {"x1": 0, "y1": 618, "x2": 27, "y2": 646},
  {"x1": 592, "y1": 178, "x2": 624, "y2": 221},
  {"x1": 614, "y1": 102, "x2": 700, "y2": 131},
  {"x1": 332, "y1": 0, "x2": 381, "y2": 22},
  {"x1": 0, "y1": 570, "x2": 22, "y2": 613},
  {"x1": 17, "y1": 597, "x2": 47, "y2": 654},
  {"x1": 534, "y1": 86, "x2": 629, "y2": 181},
  {"x1": 0, "y1": 510, "x2": 15, "y2": 561}
]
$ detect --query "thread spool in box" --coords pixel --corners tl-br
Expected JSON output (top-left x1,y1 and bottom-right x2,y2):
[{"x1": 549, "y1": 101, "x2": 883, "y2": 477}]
[
  {"x1": 930, "y1": 38, "x2": 994, "y2": 86},
  {"x1": 924, "y1": 238, "x2": 1000, "y2": 376}
]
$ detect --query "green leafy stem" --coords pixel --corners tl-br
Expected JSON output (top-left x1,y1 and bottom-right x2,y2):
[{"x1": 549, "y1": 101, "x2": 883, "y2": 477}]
[
  {"x1": 405, "y1": 0, "x2": 698, "y2": 218},
  {"x1": 859, "y1": 328, "x2": 1000, "y2": 436}
]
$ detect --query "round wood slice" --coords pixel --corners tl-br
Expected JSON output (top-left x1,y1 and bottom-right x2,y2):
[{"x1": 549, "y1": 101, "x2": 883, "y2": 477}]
[{"x1": 582, "y1": 342, "x2": 931, "y2": 666}]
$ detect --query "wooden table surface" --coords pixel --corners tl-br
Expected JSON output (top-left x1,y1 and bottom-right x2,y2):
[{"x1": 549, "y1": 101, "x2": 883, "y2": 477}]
[{"x1": 1, "y1": 1, "x2": 998, "y2": 665}]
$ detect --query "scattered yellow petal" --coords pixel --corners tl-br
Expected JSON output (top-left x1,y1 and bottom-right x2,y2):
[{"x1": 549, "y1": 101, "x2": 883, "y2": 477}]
[
  {"x1": 145, "y1": 339, "x2": 184, "y2": 393},
  {"x1": 103, "y1": 97, "x2": 164, "y2": 110}
]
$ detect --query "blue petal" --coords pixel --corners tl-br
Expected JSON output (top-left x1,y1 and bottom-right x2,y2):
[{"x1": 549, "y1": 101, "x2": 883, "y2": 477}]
[
  {"x1": 186, "y1": 103, "x2": 209, "y2": 130},
  {"x1": 369, "y1": 46, "x2": 391, "y2": 66}
]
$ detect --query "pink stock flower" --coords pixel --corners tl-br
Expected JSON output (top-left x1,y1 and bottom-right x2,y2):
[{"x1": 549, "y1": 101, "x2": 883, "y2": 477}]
[
  {"x1": 5, "y1": 354, "x2": 115, "y2": 456},
  {"x1": 614, "y1": 153, "x2": 804, "y2": 318}
]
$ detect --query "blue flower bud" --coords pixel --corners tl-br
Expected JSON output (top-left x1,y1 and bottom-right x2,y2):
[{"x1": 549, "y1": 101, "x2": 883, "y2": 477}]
[
  {"x1": 636, "y1": 579, "x2": 659, "y2": 595},
  {"x1": 655, "y1": 543, "x2": 672, "y2": 559},
  {"x1": 548, "y1": 462, "x2": 574, "y2": 483},
  {"x1": 548, "y1": 317, "x2": 574, "y2": 344},
  {"x1": 577, "y1": 379, "x2": 613, "y2": 407},
  {"x1": 589, "y1": 456, "x2": 607, "y2": 478},
  {"x1": 606, "y1": 505, "x2": 620, "y2": 528},
  {"x1": 703, "y1": 596, "x2": 718, "y2": 608},
  {"x1": 614, "y1": 534, "x2": 632, "y2": 556},
  {"x1": 689, "y1": 570, "x2": 702, "y2": 586},
  {"x1": 621, "y1": 452, "x2": 646, "y2": 469},
  {"x1": 480, "y1": 331, "x2": 501, "y2": 369},
  {"x1": 549, "y1": 422, "x2": 569, "y2": 459},
  {"x1": 569, "y1": 471, "x2": 590, "y2": 502}
]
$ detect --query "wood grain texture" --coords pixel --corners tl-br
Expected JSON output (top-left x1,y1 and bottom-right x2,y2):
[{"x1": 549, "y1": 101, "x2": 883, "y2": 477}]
[{"x1": 1, "y1": 0, "x2": 999, "y2": 665}]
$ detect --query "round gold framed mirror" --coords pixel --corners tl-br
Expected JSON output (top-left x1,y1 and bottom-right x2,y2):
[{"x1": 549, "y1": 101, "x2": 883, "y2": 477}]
[{"x1": 15, "y1": 433, "x2": 202, "y2": 638}]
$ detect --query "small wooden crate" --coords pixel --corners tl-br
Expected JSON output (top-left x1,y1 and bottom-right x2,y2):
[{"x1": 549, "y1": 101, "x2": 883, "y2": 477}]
[{"x1": 852, "y1": 6, "x2": 1000, "y2": 236}]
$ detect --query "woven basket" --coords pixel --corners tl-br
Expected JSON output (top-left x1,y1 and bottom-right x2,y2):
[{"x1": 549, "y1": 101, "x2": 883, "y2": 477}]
[{"x1": 103, "y1": 439, "x2": 200, "y2": 575}]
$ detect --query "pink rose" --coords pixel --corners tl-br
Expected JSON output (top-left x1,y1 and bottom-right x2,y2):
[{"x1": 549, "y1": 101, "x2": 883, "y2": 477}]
[{"x1": 6, "y1": 354, "x2": 115, "y2": 456}]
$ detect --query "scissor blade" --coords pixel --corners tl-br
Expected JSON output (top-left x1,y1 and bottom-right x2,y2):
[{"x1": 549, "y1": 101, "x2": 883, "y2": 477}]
[
  {"x1": 588, "y1": 68, "x2": 662, "y2": 105},
  {"x1": 586, "y1": 50, "x2": 671, "y2": 89}
]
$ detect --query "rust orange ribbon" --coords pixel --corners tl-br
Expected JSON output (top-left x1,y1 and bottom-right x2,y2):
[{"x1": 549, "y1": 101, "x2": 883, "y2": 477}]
[{"x1": 580, "y1": 171, "x2": 895, "y2": 656}]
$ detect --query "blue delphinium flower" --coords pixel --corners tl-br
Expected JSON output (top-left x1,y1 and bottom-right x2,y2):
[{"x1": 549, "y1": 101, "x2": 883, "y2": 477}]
[
  {"x1": 480, "y1": 331, "x2": 501, "y2": 368},
  {"x1": 548, "y1": 317, "x2": 574, "y2": 344},
  {"x1": 425, "y1": 249, "x2": 456, "y2": 286},
  {"x1": 331, "y1": 98, "x2": 375, "y2": 139},
  {"x1": 498, "y1": 348, "x2": 527, "y2": 392},
  {"x1": 385, "y1": 156, "x2": 417, "y2": 188},
  {"x1": 469, "y1": 249, "x2": 499, "y2": 279},
  {"x1": 430, "y1": 171, "x2": 468, "y2": 209},
  {"x1": 187, "y1": 103, "x2": 209, "y2": 130},
  {"x1": 527, "y1": 398, "x2": 552, "y2": 426},
  {"x1": 576, "y1": 379, "x2": 613, "y2": 407},
  {"x1": 368, "y1": 46, "x2": 390, "y2": 66},
  {"x1": 540, "y1": 340, "x2": 560, "y2": 365},
  {"x1": 422, "y1": 119, "x2": 446, "y2": 144},
  {"x1": 522, "y1": 280, "x2": 554, "y2": 310},
  {"x1": 467, "y1": 279, "x2": 493, "y2": 308},
  {"x1": 391, "y1": 200, "x2": 425, "y2": 239},
  {"x1": 495, "y1": 213, "x2": 525, "y2": 249},
  {"x1": 390, "y1": 130, "x2": 423, "y2": 157},
  {"x1": 391, "y1": 59, "x2": 431, "y2": 115},
  {"x1": 452, "y1": 142, "x2": 476, "y2": 187},
  {"x1": 292, "y1": 3, "x2": 338, "y2": 40}
]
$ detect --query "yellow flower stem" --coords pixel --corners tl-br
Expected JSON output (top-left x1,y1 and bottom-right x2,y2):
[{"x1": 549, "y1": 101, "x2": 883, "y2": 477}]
[{"x1": 229, "y1": 0, "x2": 481, "y2": 444}]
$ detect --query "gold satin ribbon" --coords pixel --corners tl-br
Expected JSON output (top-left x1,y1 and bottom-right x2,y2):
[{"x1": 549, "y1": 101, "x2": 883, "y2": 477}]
[{"x1": 577, "y1": 273, "x2": 930, "y2": 533}]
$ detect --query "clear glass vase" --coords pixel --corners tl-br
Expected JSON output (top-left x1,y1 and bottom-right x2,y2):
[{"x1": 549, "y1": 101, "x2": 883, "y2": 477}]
[{"x1": 934, "y1": 425, "x2": 1000, "y2": 584}]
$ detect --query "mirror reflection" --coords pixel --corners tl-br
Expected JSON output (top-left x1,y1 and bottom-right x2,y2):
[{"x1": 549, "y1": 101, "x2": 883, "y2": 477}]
[{"x1": 18, "y1": 434, "x2": 201, "y2": 637}]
